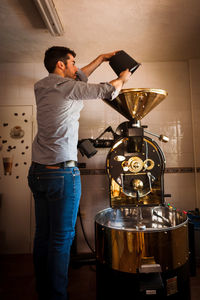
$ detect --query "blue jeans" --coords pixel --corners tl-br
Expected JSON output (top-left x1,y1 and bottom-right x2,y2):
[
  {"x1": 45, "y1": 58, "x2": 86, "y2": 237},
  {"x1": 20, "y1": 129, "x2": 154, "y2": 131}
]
[{"x1": 28, "y1": 163, "x2": 81, "y2": 300}]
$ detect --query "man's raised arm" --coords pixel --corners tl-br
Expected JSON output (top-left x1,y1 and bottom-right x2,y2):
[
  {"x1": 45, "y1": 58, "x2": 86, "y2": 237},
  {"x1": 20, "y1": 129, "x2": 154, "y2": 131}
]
[{"x1": 81, "y1": 51, "x2": 118, "y2": 77}]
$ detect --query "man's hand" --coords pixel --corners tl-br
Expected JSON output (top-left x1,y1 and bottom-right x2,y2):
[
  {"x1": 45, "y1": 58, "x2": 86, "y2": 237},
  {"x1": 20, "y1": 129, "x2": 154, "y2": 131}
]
[
  {"x1": 100, "y1": 51, "x2": 120, "y2": 62},
  {"x1": 81, "y1": 50, "x2": 120, "y2": 77}
]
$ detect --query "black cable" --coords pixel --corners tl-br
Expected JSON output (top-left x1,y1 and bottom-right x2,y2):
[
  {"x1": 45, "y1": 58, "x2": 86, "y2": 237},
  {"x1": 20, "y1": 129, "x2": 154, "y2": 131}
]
[
  {"x1": 94, "y1": 126, "x2": 115, "y2": 140},
  {"x1": 78, "y1": 207, "x2": 95, "y2": 254}
]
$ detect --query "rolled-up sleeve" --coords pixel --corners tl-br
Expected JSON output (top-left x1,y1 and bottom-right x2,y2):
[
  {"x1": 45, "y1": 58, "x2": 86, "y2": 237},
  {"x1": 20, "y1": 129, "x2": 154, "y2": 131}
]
[
  {"x1": 68, "y1": 81, "x2": 116, "y2": 101},
  {"x1": 56, "y1": 75, "x2": 117, "y2": 101}
]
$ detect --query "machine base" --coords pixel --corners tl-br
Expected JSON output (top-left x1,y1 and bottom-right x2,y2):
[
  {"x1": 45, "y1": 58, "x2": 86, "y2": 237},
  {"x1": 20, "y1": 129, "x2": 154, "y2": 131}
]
[{"x1": 96, "y1": 261, "x2": 190, "y2": 300}]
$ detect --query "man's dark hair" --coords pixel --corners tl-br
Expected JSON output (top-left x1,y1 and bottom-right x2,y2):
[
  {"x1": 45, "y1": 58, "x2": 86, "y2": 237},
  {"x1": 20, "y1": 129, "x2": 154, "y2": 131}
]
[{"x1": 44, "y1": 46, "x2": 76, "y2": 73}]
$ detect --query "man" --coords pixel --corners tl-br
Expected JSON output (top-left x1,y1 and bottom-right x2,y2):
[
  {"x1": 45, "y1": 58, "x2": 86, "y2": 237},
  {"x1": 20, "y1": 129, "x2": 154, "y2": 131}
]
[{"x1": 28, "y1": 46, "x2": 131, "y2": 300}]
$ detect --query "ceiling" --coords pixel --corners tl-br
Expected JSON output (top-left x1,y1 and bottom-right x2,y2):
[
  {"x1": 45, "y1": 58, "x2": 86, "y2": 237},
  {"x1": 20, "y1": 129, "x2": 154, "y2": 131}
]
[{"x1": 0, "y1": 0, "x2": 200, "y2": 64}]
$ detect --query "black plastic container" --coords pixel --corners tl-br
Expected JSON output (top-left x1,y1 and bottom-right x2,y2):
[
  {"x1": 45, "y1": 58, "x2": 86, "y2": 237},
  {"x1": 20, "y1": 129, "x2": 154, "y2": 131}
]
[
  {"x1": 109, "y1": 50, "x2": 141, "y2": 76},
  {"x1": 188, "y1": 209, "x2": 200, "y2": 266}
]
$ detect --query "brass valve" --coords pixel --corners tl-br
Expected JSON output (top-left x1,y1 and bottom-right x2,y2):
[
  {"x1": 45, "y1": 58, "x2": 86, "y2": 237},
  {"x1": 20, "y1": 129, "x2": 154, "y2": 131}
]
[{"x1": 132, "y1": 179, "x2": 144, "y2": 191}]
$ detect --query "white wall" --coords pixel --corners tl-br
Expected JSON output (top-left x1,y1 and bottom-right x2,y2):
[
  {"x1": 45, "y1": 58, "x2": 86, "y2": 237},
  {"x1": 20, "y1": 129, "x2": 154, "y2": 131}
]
[{"x1": 0, "y1": 59, "x2": 199, "y2": 253}]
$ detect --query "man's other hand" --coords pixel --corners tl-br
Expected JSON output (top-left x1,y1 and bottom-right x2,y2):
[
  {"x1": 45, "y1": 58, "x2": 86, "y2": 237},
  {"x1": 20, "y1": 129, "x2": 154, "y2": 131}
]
[{"x1": 119, "y1": 69, "x2": 132, "y2": 83}]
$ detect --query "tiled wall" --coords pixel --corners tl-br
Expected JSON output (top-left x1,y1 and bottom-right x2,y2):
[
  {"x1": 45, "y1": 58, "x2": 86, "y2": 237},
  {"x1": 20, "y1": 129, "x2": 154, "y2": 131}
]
[
  {"x1": 0, "y1": 59, "x2": 199, "y2": 253},
  {"x1": 0, "y1": 63, "x2": 35, "y2": 253}
]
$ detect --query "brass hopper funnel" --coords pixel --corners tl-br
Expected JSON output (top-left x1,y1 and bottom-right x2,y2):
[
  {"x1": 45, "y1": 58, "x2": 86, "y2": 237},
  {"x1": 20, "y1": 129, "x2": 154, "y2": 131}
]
[{"x1": 103, "y1": 88, "x2": 168, "y2": 121}]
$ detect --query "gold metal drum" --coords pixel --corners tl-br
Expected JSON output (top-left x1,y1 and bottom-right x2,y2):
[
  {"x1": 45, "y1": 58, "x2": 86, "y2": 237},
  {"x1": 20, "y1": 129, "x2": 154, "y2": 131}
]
[{"x1": 95, "y1": 206, "x2": 189, "y2": 274}]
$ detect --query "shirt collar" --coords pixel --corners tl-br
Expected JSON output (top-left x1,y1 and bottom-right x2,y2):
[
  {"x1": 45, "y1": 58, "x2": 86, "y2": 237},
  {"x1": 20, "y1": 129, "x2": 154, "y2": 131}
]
[
  {"x1": 49, "y1": 73, "x2": 63, "y2": 78},
  {"x1": 48, "y1": 73, "x2": 73, "y2": 81}
]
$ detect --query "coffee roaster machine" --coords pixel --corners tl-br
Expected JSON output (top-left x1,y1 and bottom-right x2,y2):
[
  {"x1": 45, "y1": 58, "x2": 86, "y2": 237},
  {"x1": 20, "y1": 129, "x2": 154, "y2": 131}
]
[{"x1": 79, "y1": 88, "x2": 190, "y2": 300}]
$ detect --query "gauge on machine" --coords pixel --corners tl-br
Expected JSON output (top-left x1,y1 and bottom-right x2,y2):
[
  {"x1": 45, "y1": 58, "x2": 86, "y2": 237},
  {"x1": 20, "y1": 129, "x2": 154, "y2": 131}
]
[{"x1": 144, "y1": 159, "x2": 155, "y2": 170}]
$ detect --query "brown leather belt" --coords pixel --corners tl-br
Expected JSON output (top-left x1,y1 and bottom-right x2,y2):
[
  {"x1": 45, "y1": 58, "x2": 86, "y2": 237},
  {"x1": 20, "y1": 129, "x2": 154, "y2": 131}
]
[{"x1": 32, "y1": 160, "x2": 77, "y2": 169}]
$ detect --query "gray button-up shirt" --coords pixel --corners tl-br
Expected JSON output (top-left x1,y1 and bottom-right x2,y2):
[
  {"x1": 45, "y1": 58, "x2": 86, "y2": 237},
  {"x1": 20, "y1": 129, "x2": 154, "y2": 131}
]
[{"x1": 32, "y1": 69, "x2": 117, "y2": 164}]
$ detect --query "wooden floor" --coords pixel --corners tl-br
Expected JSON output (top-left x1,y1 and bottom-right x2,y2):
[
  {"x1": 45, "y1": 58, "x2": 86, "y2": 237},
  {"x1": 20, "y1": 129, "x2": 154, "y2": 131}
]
[{"x1": 0, "y1": 254, "x2": 199, "y2": 300}]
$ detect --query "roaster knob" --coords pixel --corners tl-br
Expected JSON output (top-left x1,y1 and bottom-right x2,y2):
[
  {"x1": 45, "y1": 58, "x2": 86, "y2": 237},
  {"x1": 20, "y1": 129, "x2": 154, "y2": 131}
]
[{"x1": 159, "y1": 134, "x2": 169, "y2": 143}]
